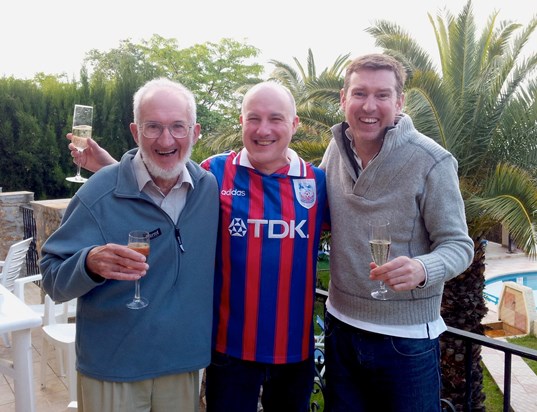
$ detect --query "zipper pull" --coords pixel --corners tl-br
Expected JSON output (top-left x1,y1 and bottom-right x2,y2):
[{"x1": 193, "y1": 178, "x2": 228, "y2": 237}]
[{"x1": 175, "y1": 228, "x2": 185, "y2": 252}]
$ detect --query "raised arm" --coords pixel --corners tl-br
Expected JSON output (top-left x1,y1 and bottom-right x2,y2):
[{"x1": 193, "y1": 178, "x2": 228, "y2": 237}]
[{"x1": 66, "y1": 133, "x2": 118, "y2": 173}]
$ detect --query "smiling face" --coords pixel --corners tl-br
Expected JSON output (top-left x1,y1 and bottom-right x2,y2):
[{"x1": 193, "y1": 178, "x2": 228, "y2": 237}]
[
  {"x1": 341, "y1": 69, "x2": 404, "y2": 150},
  {"x1": 240, "y1": 83, "x2": 299, "y2": 175},
  {"x1": 130, "y1": 87, "x2": 200, "y2": 190}
]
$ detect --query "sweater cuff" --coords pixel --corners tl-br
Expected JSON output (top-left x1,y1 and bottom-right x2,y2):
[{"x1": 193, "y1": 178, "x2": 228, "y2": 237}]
[
  {"x1": 414, "y1": 258, "x2": 428, "y2": 288},
  {"x1": 414, "y1": 254, "x2": 445, "y2": 287}
]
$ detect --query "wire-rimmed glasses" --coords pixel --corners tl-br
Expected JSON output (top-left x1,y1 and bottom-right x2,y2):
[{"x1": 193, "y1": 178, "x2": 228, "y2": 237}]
[{"x1": 140, "y1": 121, "x2": 193, "y2": 139}]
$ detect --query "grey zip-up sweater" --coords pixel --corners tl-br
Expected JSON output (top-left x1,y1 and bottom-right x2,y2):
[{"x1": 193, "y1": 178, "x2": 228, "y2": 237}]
[{"x1": 320, "y1": 115, "x2": 473, "y2": 325}]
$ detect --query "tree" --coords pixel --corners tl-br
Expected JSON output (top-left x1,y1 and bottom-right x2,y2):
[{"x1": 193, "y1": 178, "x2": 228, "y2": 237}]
[
  {"x1": 268, "y1": 49, "x2": 349, "y2": 164},
  {"x1": 366, "y1": 1, "x2": 537, "y2": 408},
  {"x1": 85, "y1": 36, "x2": 264, "y2": 158},
  {"x1": 208, "y1": 49, "x2": 349, "y2": 161},
  {"x1": 0, "y1": 76, "x2": 76, "y2": 199},
  {"x1": 0, "y1": 37, "x2": 264, "y2": 199}
]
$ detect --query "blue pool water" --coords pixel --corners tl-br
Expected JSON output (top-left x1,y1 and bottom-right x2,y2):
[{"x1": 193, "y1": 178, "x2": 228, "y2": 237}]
[{"x1": 484, "y1": 271, "x2": 537, "y2": 305}]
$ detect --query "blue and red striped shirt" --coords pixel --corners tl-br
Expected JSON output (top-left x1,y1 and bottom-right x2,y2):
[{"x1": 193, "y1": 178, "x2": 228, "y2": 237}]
[{"x1": 201, "y1": 148, "x2": 327, "y2": 364}]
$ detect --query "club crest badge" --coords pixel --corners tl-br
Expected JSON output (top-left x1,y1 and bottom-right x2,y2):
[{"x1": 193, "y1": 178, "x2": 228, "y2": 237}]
[{"x1": 293, "y1": 179, "x2": 316, "y2": 209}]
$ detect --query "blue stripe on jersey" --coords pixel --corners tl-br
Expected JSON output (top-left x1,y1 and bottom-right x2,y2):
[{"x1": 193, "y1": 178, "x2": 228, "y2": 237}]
[{"x1": 201, "y1": 151, "x2": 327, "y2": 364}]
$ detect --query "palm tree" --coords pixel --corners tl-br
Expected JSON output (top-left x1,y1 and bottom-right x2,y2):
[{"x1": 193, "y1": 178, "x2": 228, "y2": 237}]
[
  {"x1": 267, "y1": 49, "x2": 349, "y2": 164},
  {"x1": 207, "y1": 49, "x2": 349, "y2": 164},
  {"x1": 366, "y1": 0, "x2": 537, "y2": 408}
]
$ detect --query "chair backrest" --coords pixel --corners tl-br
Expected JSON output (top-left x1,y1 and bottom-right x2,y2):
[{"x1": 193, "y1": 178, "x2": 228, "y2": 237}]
[
  {"x1": 0, "y1": 237, "x2": 32, "y2": 292},
  {"x1": 43, "y1": 294, "x2": 77, "y2": 326}
]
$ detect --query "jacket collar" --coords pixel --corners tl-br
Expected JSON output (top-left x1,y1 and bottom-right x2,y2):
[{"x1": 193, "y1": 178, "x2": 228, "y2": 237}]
[{"x1": 114, "y1": 148, "x2": 206, "y2": 197}]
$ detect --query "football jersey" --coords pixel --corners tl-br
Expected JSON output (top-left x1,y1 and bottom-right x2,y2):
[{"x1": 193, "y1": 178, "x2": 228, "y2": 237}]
[{"x1": 201, "y1": 148, "x2": 327, "y2": 364}]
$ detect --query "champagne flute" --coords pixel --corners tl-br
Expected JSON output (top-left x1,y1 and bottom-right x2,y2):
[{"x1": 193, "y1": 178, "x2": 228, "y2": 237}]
[
  {"x1": 126, "y1": 230, "x2": 150, "y2": 309},
  {"x1": 66, "y1": 104, "x2": 93, "y2": 183},
  {"x1": 369, "y1": 218, "x2": 394, "y2": 300}
]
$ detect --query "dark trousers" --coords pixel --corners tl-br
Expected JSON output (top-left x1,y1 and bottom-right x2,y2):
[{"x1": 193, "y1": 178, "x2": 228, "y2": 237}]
[
  {"x1": 324, "y1": 312, "x2": 442, "y2": 412},
  {"x1": 205, "y1": 351, "x2": 315, "y2": 412}
]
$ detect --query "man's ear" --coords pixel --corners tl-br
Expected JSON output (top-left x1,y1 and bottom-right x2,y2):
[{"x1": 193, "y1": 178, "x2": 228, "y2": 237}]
[
  {"x1": 130, "y1": 123, "x2": 140, "y2": 145},
  {"x1": 191, "y1": 123, "x2": 202, "y2": 145}
]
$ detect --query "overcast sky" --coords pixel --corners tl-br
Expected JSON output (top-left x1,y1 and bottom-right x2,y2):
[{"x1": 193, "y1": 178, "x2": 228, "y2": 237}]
[{"x1": 1, "y1": 0, "x2": 535, "y2": 79}]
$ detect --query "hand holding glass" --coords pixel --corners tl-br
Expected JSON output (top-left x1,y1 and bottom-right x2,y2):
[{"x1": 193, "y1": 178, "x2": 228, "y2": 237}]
[
  {"x1": 66, "y1": 104, "x2": 93, "y2": 183},
  {"x1": 126, "y1": 231, "x2": 150, "y2": 309},
  {"x1": 369, "y1": 219, "x2": 394, "y2": 300}
]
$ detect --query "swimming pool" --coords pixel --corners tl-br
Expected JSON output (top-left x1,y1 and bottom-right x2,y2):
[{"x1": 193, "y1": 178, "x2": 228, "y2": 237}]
[{"x1": 484, "y1": 271, "x2": 537, "y2": 305}]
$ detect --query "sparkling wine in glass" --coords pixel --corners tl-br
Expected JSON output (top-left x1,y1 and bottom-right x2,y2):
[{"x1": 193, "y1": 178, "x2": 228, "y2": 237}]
[
  {"x1": 369, "y1": 218, "x2": 394, "y2": 300},
  {"x1": 126, "y1": 230, "x2": 150, "y2": 310},
  {"x1": 66, "y1": 104, "x2": 93, "y2": 183}
]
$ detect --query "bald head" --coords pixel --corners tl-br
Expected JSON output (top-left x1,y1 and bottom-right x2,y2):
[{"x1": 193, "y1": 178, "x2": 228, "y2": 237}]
[
  {"x1": 242, "y1": 82, "x2": 297, "y2": 120},
  {"x1": 239, "y1": 81, "x2": 299, "y2": 175}
]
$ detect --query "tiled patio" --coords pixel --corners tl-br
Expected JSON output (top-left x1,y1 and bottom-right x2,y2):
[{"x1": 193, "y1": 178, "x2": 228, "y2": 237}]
[{"x1": 2, "y1": 241, "x2": 537, "y2": 411}]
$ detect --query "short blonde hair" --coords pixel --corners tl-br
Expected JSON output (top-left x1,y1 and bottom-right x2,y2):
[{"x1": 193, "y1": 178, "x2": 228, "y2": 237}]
[{"x1": 344, "y1": 54, "x2": 407, "y2": 97}]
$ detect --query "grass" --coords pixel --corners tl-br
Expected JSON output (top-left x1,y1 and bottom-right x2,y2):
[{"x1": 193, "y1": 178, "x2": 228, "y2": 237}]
[
  {"x1": 507, "y1": 334, "x2": 537, "y2": 374},
  {"x1": 483, "y1": 364, "x2": 506, "y2": 412}
]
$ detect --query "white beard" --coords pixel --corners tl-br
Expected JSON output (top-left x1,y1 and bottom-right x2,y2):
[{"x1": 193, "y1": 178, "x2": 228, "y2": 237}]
[{"x1": 140, "y1": 145, "x2": 192, "y2": 181}]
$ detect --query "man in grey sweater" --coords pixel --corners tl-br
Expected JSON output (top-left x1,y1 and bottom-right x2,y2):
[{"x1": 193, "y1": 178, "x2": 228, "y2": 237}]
[{"x1": 320, "y1": 54, "x2": 473, "y2": 411}]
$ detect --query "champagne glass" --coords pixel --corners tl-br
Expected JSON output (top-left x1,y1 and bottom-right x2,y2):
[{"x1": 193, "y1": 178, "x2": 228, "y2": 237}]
[
  {"x1": 126, "y1": 230, "x2": 150, "y2": 309},
  {"x1": 66, "y1": 104, "x2": 93, "y2": 183},
  {"x1": 369, "y1": 218, "x2": 394, "y2": 300}
]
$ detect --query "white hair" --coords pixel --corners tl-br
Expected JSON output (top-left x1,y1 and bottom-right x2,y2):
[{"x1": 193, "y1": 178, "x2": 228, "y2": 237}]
[{"x1": 132, "y1": 78, "x2": 197, "y2": 125}]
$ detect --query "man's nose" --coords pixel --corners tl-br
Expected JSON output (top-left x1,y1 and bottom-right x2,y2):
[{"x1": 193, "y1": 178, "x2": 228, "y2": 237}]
[
  {"x1": 362, "y1": 95, "x2": 376, "y2": 112},
  {"x1": 158, "y1": 126, "x2": 175, "y2": 143},
  {"x1": 256, "y1": 119, "x2": 271, "y2": 135}
]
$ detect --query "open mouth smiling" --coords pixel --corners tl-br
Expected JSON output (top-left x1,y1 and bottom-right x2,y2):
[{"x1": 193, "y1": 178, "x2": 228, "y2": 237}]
[
  {"x1": 255, "y1": 140, "x2": 275, "y2": 146},
  {"x1": 156, "y1": 149, "x2": 178, "y2": 156}
]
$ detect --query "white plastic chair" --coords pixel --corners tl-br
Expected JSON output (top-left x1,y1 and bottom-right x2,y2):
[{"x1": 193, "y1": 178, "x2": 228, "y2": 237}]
[
  {"x1": 0, "y1": 237, "x2": 33, "y2": 346},
  {"x1": 41, "y1": 294, "x2": 77, "y2": 407},
  {"x1": 0, "y1": 237, "x2": 32, "y2": 292},
  {"x1": 14, "y1": 274, "x2": 77, "y2": 323}
]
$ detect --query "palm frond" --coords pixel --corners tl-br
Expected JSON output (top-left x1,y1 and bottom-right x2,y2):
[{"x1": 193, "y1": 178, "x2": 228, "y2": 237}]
[
  {"x1": 466, "y1": 163, "x2": 537, "y2": 257},
  {"x1": 368, "y1": 2, "x2": 537, "y2": 257}
]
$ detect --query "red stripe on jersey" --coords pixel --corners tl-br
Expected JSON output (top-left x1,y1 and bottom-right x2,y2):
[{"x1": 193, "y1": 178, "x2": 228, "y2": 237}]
[
  {"x1": 301, "y1": 168, "x2": 317, "y2": 357},
  {"x1": 242, "y1": 172, "x2": 263, "y2": 360},
  {"x1": 215, "y1": 155, "x2": 237, "y2": 351},
  {"x1": 273, "y1": 179, "x2": 295, "y2": 361}
]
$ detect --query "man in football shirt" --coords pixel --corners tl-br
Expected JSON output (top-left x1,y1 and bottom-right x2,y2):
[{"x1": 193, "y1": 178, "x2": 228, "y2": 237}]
[{"x1": 69, "y1": 81, "x2": 328, "y2": 412}]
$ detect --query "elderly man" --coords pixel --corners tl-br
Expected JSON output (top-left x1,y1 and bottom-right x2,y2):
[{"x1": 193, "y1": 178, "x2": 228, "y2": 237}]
[{"x1": 41, "y1": 78, "x2": 219, "y2": 412}]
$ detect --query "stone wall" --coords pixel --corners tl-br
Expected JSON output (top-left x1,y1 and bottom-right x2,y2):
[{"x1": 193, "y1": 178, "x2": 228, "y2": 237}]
[
  {"x1": 0, "y1": 191, "x2": 34, "y2": 259},
  {"x1": 31, "y1": 199, "x2": 71, "y2": 258}
]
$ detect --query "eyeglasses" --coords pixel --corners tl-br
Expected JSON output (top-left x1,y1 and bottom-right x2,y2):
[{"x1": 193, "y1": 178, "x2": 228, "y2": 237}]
[{"x1": 140, "y1": 121, "x2": 193, "y2": 139}]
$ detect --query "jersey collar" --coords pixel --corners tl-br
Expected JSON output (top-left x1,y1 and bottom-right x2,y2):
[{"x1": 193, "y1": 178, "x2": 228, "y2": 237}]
[{"x1": 233, "y1": 148, "x2": 308, "y2": 177}]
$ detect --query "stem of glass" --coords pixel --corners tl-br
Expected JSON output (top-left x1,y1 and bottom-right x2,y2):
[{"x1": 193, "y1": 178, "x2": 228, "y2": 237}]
[
  {"x1": 379, "y1": 281, "x2": 388, "y2": 294},
  {"x1": 75, "y1": 150, "x2": 83, "y2": 178},
  {"x1": 134, "y1": 279, "x2": 141, "y2": 301}
]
